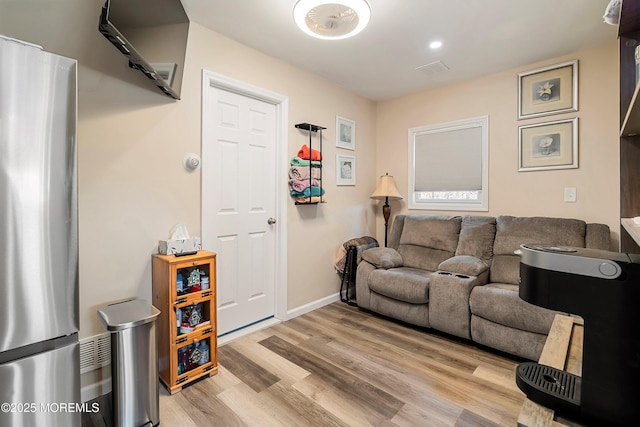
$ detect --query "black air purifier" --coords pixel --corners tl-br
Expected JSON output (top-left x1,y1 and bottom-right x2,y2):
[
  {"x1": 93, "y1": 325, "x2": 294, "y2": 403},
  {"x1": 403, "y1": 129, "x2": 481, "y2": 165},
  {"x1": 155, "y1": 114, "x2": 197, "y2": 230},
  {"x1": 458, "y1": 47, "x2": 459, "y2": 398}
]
[{"x1": 517, "y1": 244, "x2": 640, "y2": 425}]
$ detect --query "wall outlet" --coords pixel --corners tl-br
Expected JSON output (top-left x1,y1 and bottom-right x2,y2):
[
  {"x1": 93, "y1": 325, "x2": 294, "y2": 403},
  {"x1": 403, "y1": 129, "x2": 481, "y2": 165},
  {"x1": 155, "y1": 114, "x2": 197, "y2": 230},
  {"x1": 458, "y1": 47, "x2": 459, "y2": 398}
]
[{"x1": 564, "y1": 187, "x2": 577, "y2": 202}]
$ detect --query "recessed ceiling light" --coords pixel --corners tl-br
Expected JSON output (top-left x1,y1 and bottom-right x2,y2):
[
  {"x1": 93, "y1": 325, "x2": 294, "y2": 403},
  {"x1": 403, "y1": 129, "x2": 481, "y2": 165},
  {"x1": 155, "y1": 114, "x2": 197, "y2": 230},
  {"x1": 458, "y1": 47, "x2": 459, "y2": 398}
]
[
  {"x1": 429, "y1": 40, "x2": 443, "y2": 49},
  {"x1": 293, "y1": 0, "x2": 371, "y2": 40}
]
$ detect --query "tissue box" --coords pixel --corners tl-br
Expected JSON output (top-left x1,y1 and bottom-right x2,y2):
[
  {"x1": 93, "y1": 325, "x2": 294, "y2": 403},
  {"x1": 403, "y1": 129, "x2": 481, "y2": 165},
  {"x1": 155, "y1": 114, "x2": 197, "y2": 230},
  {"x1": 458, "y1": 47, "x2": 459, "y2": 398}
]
[{"x1": 158, "y1": 238, "x2": 201, "y2": 255}]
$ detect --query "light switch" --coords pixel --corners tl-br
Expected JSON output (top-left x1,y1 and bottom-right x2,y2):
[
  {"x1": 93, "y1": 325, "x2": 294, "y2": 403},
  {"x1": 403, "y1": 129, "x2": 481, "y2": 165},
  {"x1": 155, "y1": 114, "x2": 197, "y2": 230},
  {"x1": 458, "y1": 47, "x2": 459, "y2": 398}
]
[{"x1": 564, "y1": 187, "x2": 577, "y2": 202}]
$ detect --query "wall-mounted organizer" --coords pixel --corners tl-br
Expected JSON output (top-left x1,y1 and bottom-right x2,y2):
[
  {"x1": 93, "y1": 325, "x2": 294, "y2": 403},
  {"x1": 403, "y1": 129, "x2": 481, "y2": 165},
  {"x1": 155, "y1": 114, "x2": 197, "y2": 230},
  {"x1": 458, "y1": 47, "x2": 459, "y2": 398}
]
[{"x1": 290, "y1": 123, "x2": 326, "y2": 204}]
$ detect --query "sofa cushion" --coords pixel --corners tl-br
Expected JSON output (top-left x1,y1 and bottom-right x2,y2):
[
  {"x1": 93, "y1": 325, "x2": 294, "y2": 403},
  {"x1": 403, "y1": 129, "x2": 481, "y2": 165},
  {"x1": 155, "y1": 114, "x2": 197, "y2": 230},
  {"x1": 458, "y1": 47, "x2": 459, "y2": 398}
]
[
  {"x1": 469, "y1": 283, "x2": 559, "y2": 335},
  {"x1": 361, "y1": 247, "x2": 403, "y2": 269},
  {"x1": 397, "y1": 215, "x2": 461, "y2": 271},
  {"x1": 368, "y1": 267, "x2": 431, "y2": 304},
  {"x1": 455, "y1": 215, "x2": 496, "y2": 264},
  {"x1": 490, "y1": 216, "x2": 587, "y2": 285}
]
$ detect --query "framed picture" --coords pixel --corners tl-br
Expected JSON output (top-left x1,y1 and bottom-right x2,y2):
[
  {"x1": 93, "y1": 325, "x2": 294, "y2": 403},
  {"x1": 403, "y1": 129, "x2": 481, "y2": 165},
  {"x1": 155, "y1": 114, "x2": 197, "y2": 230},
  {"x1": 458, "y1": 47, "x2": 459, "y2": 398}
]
[
  {"x1": 336, "y1": 116, "x2": 356, "y2": 150},
  {"x1": 336, "y1": 154, "x2": 356, "y2": 186},
  {"x1": 518, "y1": 60, "x2": 578, "y2": 119},
  {"x1": 518, "y1": 118, "x2": 578, "y2": 172}
]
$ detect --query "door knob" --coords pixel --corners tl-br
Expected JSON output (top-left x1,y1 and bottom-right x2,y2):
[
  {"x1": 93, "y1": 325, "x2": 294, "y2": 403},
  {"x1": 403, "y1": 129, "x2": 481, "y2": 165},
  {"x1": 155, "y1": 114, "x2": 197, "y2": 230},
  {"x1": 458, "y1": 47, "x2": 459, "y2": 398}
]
[{"x1": 267, "y1": 218, "x2": 277, "y2": 225}]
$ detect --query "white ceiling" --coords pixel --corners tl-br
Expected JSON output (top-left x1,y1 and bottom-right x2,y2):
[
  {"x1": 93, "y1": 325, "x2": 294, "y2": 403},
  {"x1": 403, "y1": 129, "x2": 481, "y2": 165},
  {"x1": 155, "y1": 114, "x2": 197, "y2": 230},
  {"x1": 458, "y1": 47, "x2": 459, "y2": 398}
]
[{"x1": 181, "y1": 0, "x2": 619, "y2": 101}]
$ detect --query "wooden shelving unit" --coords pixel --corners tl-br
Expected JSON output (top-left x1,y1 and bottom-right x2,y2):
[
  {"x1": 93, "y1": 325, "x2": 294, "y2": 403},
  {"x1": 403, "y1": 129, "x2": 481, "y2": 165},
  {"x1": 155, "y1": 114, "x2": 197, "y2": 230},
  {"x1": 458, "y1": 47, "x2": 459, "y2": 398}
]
[
  {"x1": 152, "y1": 250, "x2": 218, "y2": 394},
  {"x1": 619, "y1": 0, "x2": 640, "y2": 253},
  {"x1": 621, "y1": 217, "x2": 640, "y2": 247},
  {"x1": 621, "y1": 83, "x2": 640, "y2": 136}
]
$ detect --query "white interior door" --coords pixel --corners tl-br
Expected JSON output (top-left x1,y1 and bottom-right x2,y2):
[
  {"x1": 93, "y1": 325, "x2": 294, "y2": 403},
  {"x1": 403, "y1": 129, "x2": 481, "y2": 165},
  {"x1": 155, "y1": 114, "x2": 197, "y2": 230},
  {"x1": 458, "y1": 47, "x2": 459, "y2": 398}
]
[{"x1": 202, "y1": 84, "x2": 277, "y2": 336}]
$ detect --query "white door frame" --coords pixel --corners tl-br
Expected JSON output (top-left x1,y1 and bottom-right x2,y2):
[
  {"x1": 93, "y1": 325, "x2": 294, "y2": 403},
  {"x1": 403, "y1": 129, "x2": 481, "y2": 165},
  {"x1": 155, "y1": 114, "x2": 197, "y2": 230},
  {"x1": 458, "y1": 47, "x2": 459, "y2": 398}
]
[{"x1": 201, "y1": 69, "x2": 288, "y2": 326}]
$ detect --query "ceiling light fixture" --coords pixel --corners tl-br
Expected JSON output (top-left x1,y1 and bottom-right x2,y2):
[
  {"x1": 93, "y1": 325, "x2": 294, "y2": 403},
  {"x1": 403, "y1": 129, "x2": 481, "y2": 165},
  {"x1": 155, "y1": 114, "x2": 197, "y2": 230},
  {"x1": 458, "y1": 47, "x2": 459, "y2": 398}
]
[
  {"x1": 293, "y1": 0, "x2": 371, "y2": 40},
  {"x1": 429, "y1": 40, "x2": 443, "y2": 49}
]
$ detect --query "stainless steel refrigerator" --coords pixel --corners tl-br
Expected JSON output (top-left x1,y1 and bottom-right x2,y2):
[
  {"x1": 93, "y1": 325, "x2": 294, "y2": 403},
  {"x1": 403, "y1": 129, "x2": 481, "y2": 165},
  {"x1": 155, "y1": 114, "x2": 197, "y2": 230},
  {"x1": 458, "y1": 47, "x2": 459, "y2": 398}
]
[{"x1": 0, "y1": 35, "x2": 80, "y2": 427}]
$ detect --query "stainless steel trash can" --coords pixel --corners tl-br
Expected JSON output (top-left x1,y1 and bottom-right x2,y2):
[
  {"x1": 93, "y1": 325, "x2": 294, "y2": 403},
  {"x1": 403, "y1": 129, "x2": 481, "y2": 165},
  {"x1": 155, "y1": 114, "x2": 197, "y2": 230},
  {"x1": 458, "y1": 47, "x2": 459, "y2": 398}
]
[{"x1": 98, "y1": 299, "x2": 161, "y2": 427}]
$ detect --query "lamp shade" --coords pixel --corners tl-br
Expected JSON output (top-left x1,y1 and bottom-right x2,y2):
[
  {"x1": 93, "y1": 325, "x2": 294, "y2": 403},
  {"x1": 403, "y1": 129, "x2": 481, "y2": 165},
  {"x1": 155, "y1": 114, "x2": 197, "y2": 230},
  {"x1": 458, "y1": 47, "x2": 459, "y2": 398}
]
[{"x1": 370, "y1": 174, "x2": 403, "y2": 200}]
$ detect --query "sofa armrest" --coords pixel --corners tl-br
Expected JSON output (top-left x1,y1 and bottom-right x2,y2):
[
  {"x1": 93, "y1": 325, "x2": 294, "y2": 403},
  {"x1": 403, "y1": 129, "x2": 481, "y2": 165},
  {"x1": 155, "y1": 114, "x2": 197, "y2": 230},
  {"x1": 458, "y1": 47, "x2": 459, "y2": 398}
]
[
  {"x1": 438, "y1": 255, "x2": 489, "y2": 277},
  {"x1": 360, "y1": 247, "x2": 403, "y2": 269}
]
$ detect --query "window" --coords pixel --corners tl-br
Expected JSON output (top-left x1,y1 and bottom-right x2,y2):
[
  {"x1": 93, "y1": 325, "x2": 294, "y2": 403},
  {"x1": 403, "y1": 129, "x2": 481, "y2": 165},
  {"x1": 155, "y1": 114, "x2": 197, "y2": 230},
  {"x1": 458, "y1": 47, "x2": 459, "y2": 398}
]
[{"x1": 408, "y1": 116, "x2": 489, "y2": 211}]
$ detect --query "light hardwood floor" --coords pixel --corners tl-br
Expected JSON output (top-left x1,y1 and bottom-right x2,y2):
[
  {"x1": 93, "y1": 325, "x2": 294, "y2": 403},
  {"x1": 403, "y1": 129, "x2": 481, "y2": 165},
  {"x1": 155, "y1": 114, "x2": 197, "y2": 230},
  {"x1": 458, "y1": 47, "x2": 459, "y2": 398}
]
[{"x1": 157, "y1": 302, "x2": 526, "y2": 427}]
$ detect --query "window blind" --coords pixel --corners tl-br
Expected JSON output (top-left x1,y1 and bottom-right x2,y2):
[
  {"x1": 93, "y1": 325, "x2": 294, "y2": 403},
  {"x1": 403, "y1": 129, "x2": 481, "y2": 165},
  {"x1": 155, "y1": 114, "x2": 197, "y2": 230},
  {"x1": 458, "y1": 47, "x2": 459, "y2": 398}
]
[{"x1": 413, "y1": 126, "x2": 482, "y2": 192}]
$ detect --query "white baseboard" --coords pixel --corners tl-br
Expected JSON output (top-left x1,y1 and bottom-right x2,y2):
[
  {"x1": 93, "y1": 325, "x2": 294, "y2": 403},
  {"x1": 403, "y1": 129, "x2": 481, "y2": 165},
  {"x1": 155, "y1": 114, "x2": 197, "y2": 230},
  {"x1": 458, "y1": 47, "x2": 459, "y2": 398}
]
[
  {"x1": 219, "y1": 293, "x2": 341, "y2": 345},
  {"x1": 218, "y1": 317, "x2": 282, "y2": 346},
  {"x1": 286, "y1": 292, "x2": 340, "y2": 320},
  {"x1": 81, "y1": 369, "x2": 111, "y2": 403},
  {"x1": 80, "y1": 293, "x2": 342, "y2": 399}
]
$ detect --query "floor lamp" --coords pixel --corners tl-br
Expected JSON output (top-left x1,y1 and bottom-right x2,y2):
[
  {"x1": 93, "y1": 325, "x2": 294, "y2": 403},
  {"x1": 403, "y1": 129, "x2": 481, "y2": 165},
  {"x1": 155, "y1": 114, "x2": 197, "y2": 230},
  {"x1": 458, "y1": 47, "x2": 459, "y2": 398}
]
[{"x1": 370, "y1": 173, "x2": 403, "y2": 247}]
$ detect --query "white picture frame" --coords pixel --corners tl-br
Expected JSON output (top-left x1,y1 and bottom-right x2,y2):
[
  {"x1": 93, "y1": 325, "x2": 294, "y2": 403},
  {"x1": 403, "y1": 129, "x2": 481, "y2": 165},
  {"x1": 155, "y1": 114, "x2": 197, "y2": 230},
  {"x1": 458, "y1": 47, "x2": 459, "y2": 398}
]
[
  {"x1": 336, "y1": 154, "x2": 356, "y2": 186},
  {"x1": 336, "y1": 116, "x2": 356, "y2": 150}
]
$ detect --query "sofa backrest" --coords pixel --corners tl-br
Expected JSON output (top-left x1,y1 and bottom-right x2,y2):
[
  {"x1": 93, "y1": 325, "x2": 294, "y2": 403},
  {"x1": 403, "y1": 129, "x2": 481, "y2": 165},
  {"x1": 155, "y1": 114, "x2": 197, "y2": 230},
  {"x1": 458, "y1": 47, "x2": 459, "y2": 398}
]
[
  {"x1": 454, "y1": 215, "x2": 497, "y2": 265},
  {"x1": 389, "y1": 214, "x2": 611, "y2": 281},
  {"x1": 490, "y1": 216, "x2": 611, "y2": 285},
  {"x1": 387, "y1": 215, "x2": 407, "y2": 250},
  {"x1": 585, "y1": 223, "x2": 611, "y2": 250},
  {"x1": 392, "y1": 215, "x2": 462, "y2": 271}
]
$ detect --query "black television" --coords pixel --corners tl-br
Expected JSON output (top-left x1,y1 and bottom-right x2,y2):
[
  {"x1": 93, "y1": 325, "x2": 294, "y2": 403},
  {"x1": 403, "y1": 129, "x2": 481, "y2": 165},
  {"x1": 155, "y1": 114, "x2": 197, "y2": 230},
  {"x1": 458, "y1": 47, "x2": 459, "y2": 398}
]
[{"x1": 98, "y1": 0, "x2": 189, "y2": 99}]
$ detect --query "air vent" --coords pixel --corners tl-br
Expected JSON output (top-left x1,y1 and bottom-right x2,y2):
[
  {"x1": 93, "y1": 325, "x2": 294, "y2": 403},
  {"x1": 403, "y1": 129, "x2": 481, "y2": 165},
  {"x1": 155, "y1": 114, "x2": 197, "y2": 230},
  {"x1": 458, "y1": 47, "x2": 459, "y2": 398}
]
[
  {"x1": 79, "y1": 333, "x2": 111, "y2": 374},
  {"x1": 416, "y1": 60, "x2": 450, "y2": 76}
]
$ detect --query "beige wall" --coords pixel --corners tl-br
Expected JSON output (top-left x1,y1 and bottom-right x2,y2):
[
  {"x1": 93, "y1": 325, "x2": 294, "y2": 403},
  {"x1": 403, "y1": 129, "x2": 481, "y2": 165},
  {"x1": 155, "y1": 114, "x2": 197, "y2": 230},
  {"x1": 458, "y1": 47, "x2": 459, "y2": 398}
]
[
  {"x1": 185, "y1": 23, "x2": 378, "y2": 309},
  {"x1": 0, "y1": 1, "x2": 620, "y2": 342},
  {"x1": 1, "y1": 0, "x2": 377, "y2": 339},
  {"x1": 375, "y1": 42, "x2": 620, "y2": 249}
]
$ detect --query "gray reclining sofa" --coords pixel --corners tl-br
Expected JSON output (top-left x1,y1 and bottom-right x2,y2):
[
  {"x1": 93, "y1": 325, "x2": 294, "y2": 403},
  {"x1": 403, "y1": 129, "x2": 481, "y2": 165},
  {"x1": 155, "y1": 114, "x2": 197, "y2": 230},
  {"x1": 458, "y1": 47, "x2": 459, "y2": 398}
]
[{"x1": 355, "y1": 214, "x2": 610, "y2": 360}]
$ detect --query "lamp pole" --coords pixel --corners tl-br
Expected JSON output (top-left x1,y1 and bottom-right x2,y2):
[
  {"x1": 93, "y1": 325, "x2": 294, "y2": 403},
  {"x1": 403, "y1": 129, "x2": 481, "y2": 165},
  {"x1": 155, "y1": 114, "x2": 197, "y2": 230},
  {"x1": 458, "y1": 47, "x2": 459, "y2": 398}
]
[{"x1": 382, "y1": 196, "x2": 391, "y2": 247}]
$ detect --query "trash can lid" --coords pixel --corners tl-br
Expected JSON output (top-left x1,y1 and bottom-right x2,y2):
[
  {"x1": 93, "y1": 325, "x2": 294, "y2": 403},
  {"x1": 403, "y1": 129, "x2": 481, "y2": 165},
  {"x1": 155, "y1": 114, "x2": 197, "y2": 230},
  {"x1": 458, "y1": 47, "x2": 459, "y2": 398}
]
[{"x1": 97, "y1": 299, "x2": 160, "y2": 331}]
